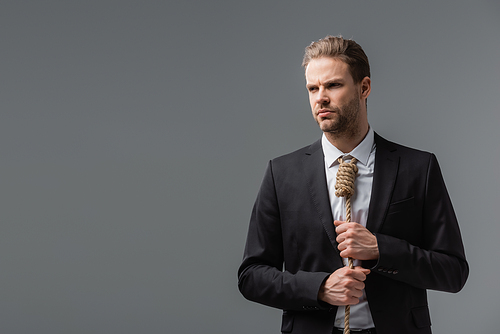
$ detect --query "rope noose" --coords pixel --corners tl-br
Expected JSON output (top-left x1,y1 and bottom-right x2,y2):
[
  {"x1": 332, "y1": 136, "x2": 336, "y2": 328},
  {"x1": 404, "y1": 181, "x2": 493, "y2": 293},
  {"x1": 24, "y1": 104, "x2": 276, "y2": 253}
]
[{"x1": 334, "y1": 157, "x2": 358, "y2": 334}]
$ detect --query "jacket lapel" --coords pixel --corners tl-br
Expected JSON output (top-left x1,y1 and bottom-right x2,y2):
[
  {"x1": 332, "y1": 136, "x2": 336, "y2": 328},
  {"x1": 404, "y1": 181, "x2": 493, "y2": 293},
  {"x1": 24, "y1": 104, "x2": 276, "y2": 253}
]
[
  {"x1": 302, "y1": 140, "x2": 338, "y2": 249},
  {"x1": 366, "y1": 133, "x2": 400, "y2": 233}
]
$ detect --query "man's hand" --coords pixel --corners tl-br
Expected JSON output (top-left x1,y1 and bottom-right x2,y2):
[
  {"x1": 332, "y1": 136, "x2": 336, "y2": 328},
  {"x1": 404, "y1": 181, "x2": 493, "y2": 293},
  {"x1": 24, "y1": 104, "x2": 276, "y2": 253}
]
[
  {"x1": 334, "y1": 220, "x2": 379, "y2": 260},
  {"x1": 318, "y1": 266, "x2": 370, "y2": 305}
]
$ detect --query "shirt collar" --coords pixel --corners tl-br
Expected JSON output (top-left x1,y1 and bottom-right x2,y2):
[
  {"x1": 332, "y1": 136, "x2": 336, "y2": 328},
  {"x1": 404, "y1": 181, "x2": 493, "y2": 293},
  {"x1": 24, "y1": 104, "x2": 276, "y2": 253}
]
[{"x1": 321, "y1": 127, "x2": 375, "y2": 168}]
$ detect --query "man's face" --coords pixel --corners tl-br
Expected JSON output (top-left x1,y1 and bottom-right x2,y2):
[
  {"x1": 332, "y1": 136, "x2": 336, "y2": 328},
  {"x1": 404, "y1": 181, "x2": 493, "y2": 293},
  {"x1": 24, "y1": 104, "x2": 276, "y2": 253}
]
[{"x1": 305, "y1": 57, "x2": 363, "y2": 137}]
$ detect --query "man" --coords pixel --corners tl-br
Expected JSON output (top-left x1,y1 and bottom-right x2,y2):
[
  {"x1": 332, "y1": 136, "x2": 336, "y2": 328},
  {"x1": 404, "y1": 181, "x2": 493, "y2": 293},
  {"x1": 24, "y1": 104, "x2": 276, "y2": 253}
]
[{"x1": 237, "y1": 36, "x2": 468, "y2": 334}]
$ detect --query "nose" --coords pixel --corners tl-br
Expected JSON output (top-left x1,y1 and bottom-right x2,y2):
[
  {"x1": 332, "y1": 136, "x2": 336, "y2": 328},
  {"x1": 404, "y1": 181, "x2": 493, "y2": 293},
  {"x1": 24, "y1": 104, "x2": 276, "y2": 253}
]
[{"x1": 316, "y1": 87, "x2": 329, "y2": 105}]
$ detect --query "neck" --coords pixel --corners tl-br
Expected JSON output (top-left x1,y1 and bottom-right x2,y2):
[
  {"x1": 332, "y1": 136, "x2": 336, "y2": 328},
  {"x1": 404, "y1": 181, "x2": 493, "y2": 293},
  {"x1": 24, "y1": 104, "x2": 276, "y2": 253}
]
[{"x1": 324, "y1": 123, "x2": 369, "y2": 153}]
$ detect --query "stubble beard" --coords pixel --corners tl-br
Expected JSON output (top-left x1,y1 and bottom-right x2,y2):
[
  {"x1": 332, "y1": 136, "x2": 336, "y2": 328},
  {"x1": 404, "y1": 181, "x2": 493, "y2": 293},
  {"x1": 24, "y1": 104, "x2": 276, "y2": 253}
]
[{"x1": 316, "y1": 94, "x2": 361, "y2": 141}]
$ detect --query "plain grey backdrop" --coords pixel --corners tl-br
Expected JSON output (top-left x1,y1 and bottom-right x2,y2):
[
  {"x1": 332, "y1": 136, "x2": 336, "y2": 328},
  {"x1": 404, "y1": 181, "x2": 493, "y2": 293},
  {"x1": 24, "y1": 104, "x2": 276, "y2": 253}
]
[{"x1": 1, "y1": 1, "x2": 499, "y2": 333}]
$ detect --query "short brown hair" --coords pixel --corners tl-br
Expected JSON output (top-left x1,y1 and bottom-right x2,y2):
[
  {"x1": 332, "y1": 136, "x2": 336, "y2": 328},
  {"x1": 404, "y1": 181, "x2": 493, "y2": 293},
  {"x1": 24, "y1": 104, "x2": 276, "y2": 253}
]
[{"x1": 302, "y1": 35, "x2": 370, "y2": 83}]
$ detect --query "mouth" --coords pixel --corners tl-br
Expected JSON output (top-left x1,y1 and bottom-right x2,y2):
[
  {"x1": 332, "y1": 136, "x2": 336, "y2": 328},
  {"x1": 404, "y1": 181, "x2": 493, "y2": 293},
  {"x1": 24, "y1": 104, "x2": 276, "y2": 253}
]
[{"x1": 317, "y1": 109, "x2": 334, "y2": 118}]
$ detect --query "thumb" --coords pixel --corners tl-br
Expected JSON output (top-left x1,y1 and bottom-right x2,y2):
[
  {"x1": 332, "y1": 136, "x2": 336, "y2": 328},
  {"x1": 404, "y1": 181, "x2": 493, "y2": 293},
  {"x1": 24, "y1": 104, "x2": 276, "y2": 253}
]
[{"x1": 355, "y1": 266, "x2": 371, "y2": 275}]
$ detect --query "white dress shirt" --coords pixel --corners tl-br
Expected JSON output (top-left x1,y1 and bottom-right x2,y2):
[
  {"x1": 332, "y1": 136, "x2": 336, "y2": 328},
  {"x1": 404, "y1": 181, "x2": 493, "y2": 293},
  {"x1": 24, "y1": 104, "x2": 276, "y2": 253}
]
[{"x1": 321, "y1": 127, "x2": 376, "y2": 330}]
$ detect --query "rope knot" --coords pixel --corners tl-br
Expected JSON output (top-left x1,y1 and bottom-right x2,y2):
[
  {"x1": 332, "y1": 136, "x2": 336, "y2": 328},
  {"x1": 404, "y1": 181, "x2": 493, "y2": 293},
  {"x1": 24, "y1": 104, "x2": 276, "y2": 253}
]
[{"x1": 334, "y1": 157, "x2": 358, "y2": 198}]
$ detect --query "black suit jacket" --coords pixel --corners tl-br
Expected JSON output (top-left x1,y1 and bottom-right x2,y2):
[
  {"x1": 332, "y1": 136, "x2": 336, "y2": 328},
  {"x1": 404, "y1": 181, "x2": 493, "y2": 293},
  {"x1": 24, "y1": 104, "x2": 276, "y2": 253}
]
[{"x1": 238, "y1": 133, "x2": 468, "y2": 334}]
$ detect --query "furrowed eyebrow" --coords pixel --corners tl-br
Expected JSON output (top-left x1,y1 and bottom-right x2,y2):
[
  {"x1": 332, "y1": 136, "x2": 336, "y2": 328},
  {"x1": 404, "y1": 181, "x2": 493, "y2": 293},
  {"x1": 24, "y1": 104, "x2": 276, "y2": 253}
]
[
  {"x1": 325, "y1": 79, "x2": 344, "y2": 85},
  {"x1": 306, "y1": 79, "x2": 344, "y2": 88}
]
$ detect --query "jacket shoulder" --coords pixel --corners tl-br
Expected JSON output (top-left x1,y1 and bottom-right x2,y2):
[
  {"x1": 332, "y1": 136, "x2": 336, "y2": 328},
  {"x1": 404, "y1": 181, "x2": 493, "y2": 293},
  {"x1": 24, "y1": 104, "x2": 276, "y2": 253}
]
[{"x1": 375, "y1": 133, "x2": 434, "y2": 160}]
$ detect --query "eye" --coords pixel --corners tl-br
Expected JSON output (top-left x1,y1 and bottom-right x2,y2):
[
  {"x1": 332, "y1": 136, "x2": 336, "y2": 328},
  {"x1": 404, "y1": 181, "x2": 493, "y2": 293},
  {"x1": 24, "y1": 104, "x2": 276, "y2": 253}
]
[{"x1": 307, "y1": 86, "x2": 317, "y2": 92}]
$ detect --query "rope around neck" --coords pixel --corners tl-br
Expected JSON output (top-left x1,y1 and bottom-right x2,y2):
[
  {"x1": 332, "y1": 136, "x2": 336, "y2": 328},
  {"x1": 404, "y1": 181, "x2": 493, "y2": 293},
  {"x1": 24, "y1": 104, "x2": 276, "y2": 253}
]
[{"x1": 334, "y1": 157, "x2": 358, "y2": 334}]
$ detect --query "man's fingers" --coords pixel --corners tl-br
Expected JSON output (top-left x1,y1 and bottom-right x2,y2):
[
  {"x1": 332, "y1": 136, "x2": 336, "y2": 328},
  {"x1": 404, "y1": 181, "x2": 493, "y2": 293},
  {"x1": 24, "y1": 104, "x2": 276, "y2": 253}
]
[
  {"x1": 334, "y1": 220, "x2": 344, "y2": 226},
  {"x1": 335, "y1": 221, "x2": 360, "y2": 235},
  {"x1": 319, "y1": 267, "x2": 371, "y2": 306}
]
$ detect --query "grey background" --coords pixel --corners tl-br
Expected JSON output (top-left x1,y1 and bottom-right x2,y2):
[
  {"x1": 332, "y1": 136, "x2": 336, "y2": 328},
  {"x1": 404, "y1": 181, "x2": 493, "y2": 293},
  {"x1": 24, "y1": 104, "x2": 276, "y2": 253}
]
[{"x1": 0, "y1": 1, "x2": 498, "y2": 333}]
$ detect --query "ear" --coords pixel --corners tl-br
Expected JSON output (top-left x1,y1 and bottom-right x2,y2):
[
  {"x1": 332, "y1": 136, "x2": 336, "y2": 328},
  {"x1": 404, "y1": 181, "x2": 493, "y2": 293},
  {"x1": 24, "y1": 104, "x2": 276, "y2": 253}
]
[{"x1": 360, "y1": 76, "x2": 371, "y2": 99}]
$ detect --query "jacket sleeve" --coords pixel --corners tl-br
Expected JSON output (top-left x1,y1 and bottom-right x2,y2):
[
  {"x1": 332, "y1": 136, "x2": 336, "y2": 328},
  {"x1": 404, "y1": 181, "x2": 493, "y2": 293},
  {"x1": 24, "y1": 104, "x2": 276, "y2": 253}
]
[
  {"x1": 237, "y1": 161, "x2": 330, "y2": 311},
  {"x1": 369, "y1": 154, "x2": 469, "y2": 293}
]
